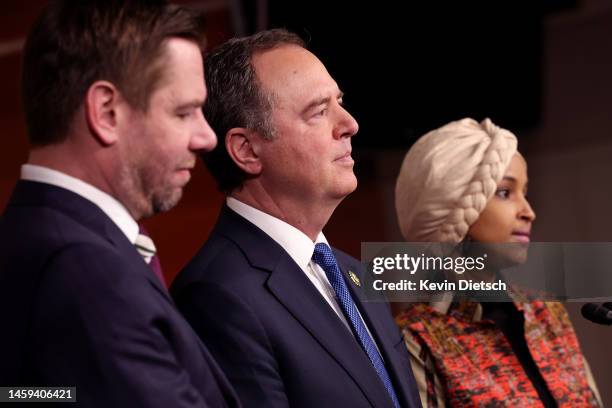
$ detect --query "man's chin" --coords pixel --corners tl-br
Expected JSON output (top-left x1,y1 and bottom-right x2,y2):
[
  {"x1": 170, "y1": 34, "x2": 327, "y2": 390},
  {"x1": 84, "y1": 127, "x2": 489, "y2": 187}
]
[
  {"x1": 152, "y1": 189, "x2": 183, "y2": 214},
  {"x1": 345, "y1": 176, "x2": 358, "y2": 195},
  {"x1": 332, "y1": 178, "x2": 358, "y2": 201}
]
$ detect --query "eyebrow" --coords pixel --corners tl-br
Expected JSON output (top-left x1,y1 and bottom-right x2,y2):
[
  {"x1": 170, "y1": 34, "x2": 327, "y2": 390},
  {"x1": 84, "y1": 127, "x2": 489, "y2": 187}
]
[
  {"x1": 175, "y1": 99, "x2": 205, "y2": 111},
  {"x1": 502, "y1": 175, "x2": 529, "y2": 191},
  {"x1": 301, "y1": 91, "x2": 344, "y2": 115}
]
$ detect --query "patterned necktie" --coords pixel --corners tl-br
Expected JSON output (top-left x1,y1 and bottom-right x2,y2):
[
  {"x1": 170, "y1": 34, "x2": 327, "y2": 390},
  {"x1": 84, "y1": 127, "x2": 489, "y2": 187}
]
[
  {"x1": 312, "y1": 243, "x2": 400, "y2": 408},
  {"x1": 135, "y1": 224, "x2": 166, "y2": 287}
]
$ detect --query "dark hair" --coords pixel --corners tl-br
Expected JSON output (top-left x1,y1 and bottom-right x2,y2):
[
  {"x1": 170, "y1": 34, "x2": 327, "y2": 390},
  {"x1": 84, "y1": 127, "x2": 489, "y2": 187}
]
[
  {"x1": 203, "y1": 28, "x2": 305, "y2": 193},
  {"x1": 21, "y1": 0, "x2": 205, "y2": 146}
]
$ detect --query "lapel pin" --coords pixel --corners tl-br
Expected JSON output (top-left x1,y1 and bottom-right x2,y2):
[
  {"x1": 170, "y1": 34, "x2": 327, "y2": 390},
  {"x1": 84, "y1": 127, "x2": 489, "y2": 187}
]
[{"x1": 348, "y1": 270, "x2": 361, "y2": 287}]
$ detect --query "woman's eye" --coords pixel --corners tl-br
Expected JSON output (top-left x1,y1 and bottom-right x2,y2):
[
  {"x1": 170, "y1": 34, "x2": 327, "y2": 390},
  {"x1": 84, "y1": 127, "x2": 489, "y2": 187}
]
[{"x1": 495, "y1": 189, "x2": 510, "y2": 199}]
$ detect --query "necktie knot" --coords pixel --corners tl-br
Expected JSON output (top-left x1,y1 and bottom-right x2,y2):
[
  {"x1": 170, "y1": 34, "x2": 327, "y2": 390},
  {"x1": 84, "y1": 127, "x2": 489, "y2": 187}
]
[
  {"x1": 135, "y1": 224, "x2": 166, "y2": 287},
  {"x1": 135, "y1": 229, "x2": 157, "y2": 263},
  {"x1": 312, "y1": 242, "x2": 337, "y2": 271}
]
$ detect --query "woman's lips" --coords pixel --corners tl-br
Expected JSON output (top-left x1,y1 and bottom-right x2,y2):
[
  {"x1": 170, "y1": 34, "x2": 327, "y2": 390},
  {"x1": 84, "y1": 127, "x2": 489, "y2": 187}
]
[{"x1": 511, "y1": 231, "x2": 531, "y2": 243}]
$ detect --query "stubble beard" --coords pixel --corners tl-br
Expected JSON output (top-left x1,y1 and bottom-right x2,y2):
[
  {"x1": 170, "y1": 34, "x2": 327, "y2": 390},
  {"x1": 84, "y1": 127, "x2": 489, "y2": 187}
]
[
  {"x1": 117, "y1": 161, "x2": 153, "y2": 220},
  {"x1": 120, "y1": 153, "x2": 186, "y2": 219}
]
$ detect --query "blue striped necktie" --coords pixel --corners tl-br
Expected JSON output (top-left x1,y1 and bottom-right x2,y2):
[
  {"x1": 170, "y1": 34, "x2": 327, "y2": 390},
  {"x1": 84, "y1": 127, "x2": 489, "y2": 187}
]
[{"x1": 312, "y1": 243, "x2": 400, "y2": 408}]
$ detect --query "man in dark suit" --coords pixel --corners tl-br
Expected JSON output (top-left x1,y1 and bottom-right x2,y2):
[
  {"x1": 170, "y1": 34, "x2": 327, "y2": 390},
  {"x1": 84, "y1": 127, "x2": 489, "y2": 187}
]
[
  {"x1": 0, "y1": 1, "x2": 239, "y2": 407},
  {"x1": 171, "y1": 29, "x2": 421, "y2": 408}
]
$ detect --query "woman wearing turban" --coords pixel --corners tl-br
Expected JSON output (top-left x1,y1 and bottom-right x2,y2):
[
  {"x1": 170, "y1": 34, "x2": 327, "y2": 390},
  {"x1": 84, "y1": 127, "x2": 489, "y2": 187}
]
[{"x1": 394, "y1": 118, "x2": 601, "y2": 407}]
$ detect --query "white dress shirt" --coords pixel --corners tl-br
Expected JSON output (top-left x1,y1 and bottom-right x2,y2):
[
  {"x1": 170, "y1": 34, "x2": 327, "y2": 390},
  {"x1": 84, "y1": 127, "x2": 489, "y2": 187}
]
[
  {"x1": 227, "y1": 197, "x2": 380, "y2": 347},
  {"x1": 21, "y1": 164, "x2": 139, "y2": 244}
]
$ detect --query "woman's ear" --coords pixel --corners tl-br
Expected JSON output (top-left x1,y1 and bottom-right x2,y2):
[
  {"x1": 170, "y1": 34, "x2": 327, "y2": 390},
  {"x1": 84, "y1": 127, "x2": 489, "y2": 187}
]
[{"x1": 225, "y1": 128, "x2": 263, "y2": 176}]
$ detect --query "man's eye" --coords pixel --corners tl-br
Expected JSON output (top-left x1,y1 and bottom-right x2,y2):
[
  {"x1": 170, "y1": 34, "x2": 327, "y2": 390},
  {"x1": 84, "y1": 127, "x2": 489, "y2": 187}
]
[
  {"x1": 314, "y1": 108, "x2": 327, "y2": 117},
  {"x1": 177, "y1": 112, "x2": 191, "y2": 119}
]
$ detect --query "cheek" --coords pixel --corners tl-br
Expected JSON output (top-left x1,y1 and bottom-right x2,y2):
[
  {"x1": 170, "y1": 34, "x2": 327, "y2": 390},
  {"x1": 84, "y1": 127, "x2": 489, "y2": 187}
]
[
  {"x1": 149, "y1": 129, "x2": 184, "y2": 160},
  {"x1": 468, "y1": 208, "x2": 512, "y2": 242},
  {"x1": 275, "y1": 142, "x2": 312, "y2": 168},
  {"x1": 137, "y1": 144, "x2": 179, "y2": 183}
]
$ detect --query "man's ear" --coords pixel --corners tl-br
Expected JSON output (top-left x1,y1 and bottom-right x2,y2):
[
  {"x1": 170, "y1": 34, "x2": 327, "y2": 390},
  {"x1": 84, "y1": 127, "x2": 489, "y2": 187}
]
[
  {"x1": 84, "y1": 80, "x2": 123, "y2": 146},
  {"x1": 225, "y1": 128, "x2": 264, "y2": 176}
]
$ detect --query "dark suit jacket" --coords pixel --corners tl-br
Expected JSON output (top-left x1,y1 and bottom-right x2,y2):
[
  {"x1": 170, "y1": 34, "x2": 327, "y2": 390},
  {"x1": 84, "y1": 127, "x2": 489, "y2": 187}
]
[
  {"x1": 0, "y1": 181, "x2": 240, "y2": 407},
  {"x1": 171, "y1": 205, "x2": 422, "y2": 408}
]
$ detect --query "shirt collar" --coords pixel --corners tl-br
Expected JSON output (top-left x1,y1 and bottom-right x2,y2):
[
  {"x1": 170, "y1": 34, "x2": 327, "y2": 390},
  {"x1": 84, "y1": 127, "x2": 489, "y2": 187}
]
[
  {"x1": 227, "y1": 197, "x2": 328, "y2": 272},
  {"x1": 21, "y1": 164, "x2": 139, "y2": 244}
]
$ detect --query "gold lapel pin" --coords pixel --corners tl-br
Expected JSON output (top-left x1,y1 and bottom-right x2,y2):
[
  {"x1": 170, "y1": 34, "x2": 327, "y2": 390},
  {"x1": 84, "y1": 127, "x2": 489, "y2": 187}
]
[{"x1": 348, "y1": 270, "x2": 361, "y2": 286}]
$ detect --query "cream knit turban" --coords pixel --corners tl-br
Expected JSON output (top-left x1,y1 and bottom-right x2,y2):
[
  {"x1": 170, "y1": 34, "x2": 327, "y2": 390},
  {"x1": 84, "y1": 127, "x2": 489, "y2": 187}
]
[{"x1": 395, "y1": 118, "x2": 518, "y2": 243}]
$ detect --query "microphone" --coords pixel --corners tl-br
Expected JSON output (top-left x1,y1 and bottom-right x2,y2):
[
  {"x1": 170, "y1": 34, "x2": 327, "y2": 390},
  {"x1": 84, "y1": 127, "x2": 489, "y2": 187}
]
[{"x1": 581, "y1": 303, "x2": 612, "y2": 325}]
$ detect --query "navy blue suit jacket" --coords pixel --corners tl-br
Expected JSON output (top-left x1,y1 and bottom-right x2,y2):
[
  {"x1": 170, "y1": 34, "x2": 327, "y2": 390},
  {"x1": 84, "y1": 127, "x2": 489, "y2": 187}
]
[
  {"x1": 0, "y1": 181, "x2": 240, "y2": 407},
  {"x1": 171, "y1": 205, "x2": 421, "y2": 408}
]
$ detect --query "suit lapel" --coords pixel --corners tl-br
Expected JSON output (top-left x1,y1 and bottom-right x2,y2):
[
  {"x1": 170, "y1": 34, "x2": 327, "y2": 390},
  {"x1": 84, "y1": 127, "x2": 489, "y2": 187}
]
[
  {"x1": 104, "y1": 220, "x2": 172, "y2": 302},
  {"x1": 12, "y1": 180, "x2": 172, "y2": 303},
  {"x1": 94, "y1": 211, "x2": 171, "y2": 302},
  {"x1": 216, "y1": 206, "x2": 393, "y2": 407},
  {"x1": 338, "y1": 254, "x2": 418, "y2": 407}
]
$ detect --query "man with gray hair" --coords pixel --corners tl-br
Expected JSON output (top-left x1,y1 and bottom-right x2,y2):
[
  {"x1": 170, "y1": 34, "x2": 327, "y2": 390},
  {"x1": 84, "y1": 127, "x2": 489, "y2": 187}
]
[{"x1": 172, "y1": 29, "x2": 421, "y2": 408}]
